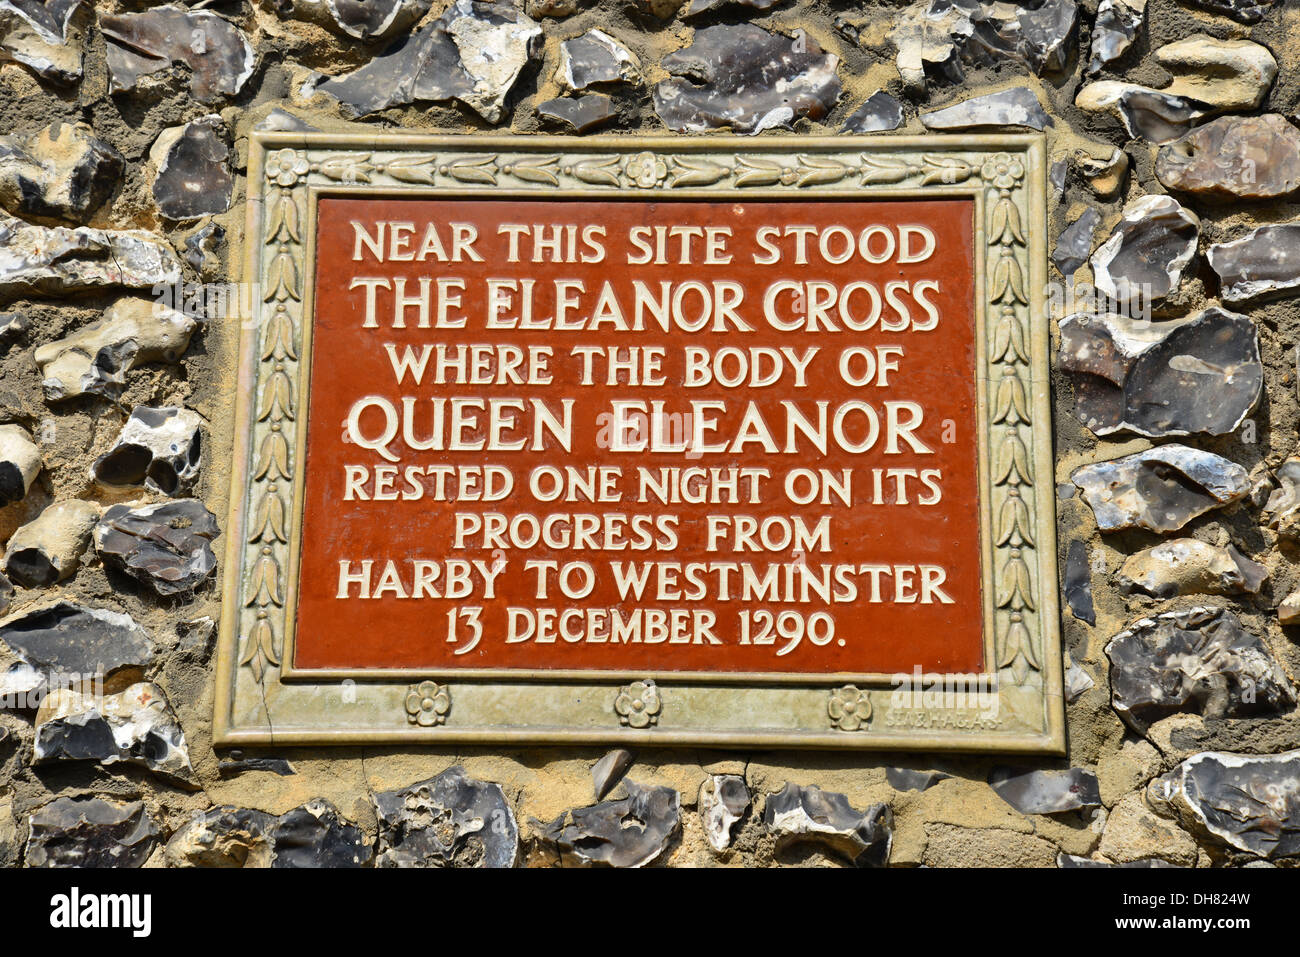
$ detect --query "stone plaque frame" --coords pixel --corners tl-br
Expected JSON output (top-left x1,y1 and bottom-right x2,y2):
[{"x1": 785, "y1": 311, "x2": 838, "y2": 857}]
[{"x1": 213, "y1": 132, "x2": 1063, "y2": 753}]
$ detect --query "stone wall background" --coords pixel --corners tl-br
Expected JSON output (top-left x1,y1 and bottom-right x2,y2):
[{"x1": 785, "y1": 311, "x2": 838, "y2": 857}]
[{"x1": 0, "y1": 0, "x2": 1297, "y2": 867}]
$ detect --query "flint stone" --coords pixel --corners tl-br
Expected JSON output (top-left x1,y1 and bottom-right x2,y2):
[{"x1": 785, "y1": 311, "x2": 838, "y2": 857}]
[
  {"x1": 1052, "y1": 207, "x2": 1099, "y2": 276},
  {"x1": 268, "y1": 0, "x2": 432, "y2": 42},
  {"x1": 557, "y1": 29, "x2": 638, "y2": 91},
  {"x1": 654, "y1": 24, "x2": 840, "y2": 135},
  {"x1": 1075, "y1": 82, "x2": 1205, "y2": 143},
  {"x1": 0, "y1": 311, "x2": 25, "y2": 351},
  {"x1": 168, "y1": 801, "x2": 371, "y2": 869},
  {"x1": 1209, "y1": 222, "x2": 1300, "y2": 303},
  {"x1": 1157, "y1": 114, "x2": 1300, "y2": 201},
  {"x1": 763, "y1": 782, "x2": 892, "y2": 867},
  {"x1": 591, "y1": 747, "x2": 634, "y2": 800},
  {"x1": 218, "y1": 756, "x2": 294, "y2": 778},
  {"x1": 538, "y1": 780, "x2": 679, "y2": 867},
  {"x1": 270, "y1": 800, "x2": 372, "y2": 868},
  {"x1": 150, "y1": 116, "x2": 233, "y2": 221},
  {"x1": 0, "y1": 0, "x2": 83, "y2": 85},
  {"x1": 34, "y1": 681, "x2": 193, "y2": 782},
  {"x1": 989, "y1": 766, "x2": 1101, "y2": 815},
  {"x1": 0, "y1": 601, "x2": 153, "y2": 684},
  {"x1": 842, "y1": 91, "x2": 904, "y2": 133},
  {"x1": 527, "y1": 0, "x2": 581, "y2": 15},
  {"x1": 1148, "y1": 750, "x2": 1300, "y2": 859},
  {"x1": 35, "y1": 298, "x2": 195, "y2": 401},
  {"x1": 0, "y1": 571, "x2": 10, "y2": 615},
  {"x1": 537, "y1": 94, "x2": 616, "y2": 134},
  {"x1": 891, "y1": 0, "x2": 1079, "y2": 90},
  {"x1": 183, "y1": 221, "x2": 226, "y2": 281},
  {"x1": 921, "y1": 86, "x2": 1050, "y2": 131},
  {"x1": 176, "y1": 615, "x2": 215, "y2": 657},
  {"x1": 1077, "y1": 145, "x2": 1129, "y2": 199},
  {"x1": 1050, "y1": 158, "x2": 1068, "y2": 202},
  {"x1": 1058, "y1": 852, "x2": 1178, "y2": 867},
  {"x1": 1089, "y1": 194, "x2": 1199, "y2": 307},
  {"x1": 254, "y1": 108, "x2": 320, "y2": 134},
  {"x1": 1064, "y1": 655, "x2": 1095, "y2": 702},
  {"x1": 885, "y1": 767, "x2": 950, "y2": 791},
  {"x1": 0, "y1": 660, "x2": 40, "y2": 705},
  {"x1": 93, "y1": 499, "x2": 219, "y2": 597},
  {"x1": 311, "y1": 0, "x2": 541, "y2": 124},
  {"x1": 1064, "y1": 539, "x2": 1095, "y2": 625},
  {"x1": 1280, "y1": 590, "x2": 1300, "y2": 626},
  {"x1": 92, "y1": 406, "x2": 203, "y2": 496},
  {"x1": 0, "y1": 424, "x2": 40, "y2": 508},
  {"x1": 1106, "y1": 606, "x2": 1295, "y2": 732},
  {"x1": 1178, "y1": 0, "x2": 1276, "y2": 23},
  {"x1": 101, "y1": 6, "x2": 256, "y2": 105},
  {"x1": 1058, "y1": 307, "x2": 1261, "y2": 438},
  {"x1": 890, "y1": 1, "x2": 966, "y2": 88},
  {"x1": 26, "y1": 797, "x2": 158, "y2": 868},
  {"x1": 684, "y1": 0, "x2": 783, "y2": 14},
  {"x1": 3, "y1": 499, "x2": 98, "y2": 586},
  {"x1": 1086, "y1": 0, "x2": 1143, "y2": 76},
  {"x1": 374, "y1": 765, "x2": 518, "y2": 868},
  {"x1": 699, "y1": 774, "x2": 749, "y2": 852},
  {"x1": 0, "y1": 122, "x2": 122, "y2": 225},
  {"x1": 1266, "y1": 457, "x2": 1300, "y2": 542},
  {"x1": 1157, "y1": 36, "x2": 1276, "y2": 111},
  {"x1": 0, "y1": 216, "x2": 181, "y2": 301},
  {"x1": 1119, "y1": 539, "x2": 1266, "y2": 597},
  {"x1": 164, "y1": 806, "x2": 273, "y2": 867},
  {"x1": 1071, "y1": 445, "x2": 1249, "y2": 534}
]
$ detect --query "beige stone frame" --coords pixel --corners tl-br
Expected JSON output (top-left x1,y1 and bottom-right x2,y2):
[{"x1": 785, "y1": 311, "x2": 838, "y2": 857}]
[{"x1": 213, "y1": 132, "x2": 1063, "y2": 752}]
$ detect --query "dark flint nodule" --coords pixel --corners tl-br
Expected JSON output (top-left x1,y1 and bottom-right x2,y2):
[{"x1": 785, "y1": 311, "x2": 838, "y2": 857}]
[
  {"x1": 763, "y1": 782, "x2": 892, "y2": 867},
  {"x1": 101, "y1": 6, "x2": 255, "y2": 104},
  {"x1": 654, "y1": 24, "x2": 841, "y2": 135},
  {"x1": 1064, "y1": 540, "x2": 1095, "y2": 625},
  {"x1": 1052, "y1": 207, "x2": 1099, "y2": 276},
  {"x1": 537, "y1": 94, "x2": 617, "y2": 134},
  {"x1": 0, "y1": 601, "x2": 154, "y2": 680},
  {"x1": 538, "y1": 780, "x2": 680, "y2": 867},
  {"x1": 153, "y1": 118, "x2": 234, "y2": 221},
  {"x1": 1150, "y1": 750, "x2": 1300, "y2": 859},
  {"x1": 1209, "y1": 222, "x2": 1300, "y2": 303},
  {"x1": 1071, "y1": 445, "x2": 1249, "y2": 534},
  {"x1": 1106, "y1": 606, "x2": 1295, "y2": 732},
  {"x1": 93, "y1": 500, "x2": 220, "y2": 596},
  {"x1": 26, "y1": 798, "x2": 159, "y2": 868},
  {"x1": 373, "y1": 765, "x2": 518, "y2": 868},
  {"x1": 1058, "y1": 308, "x2": 1262, "y2": 438},
  {"x1": 921, "y1": 87, "x2": 1052, "y2": 131},
  {"x1": 92, "y1": 406, "x2": 203, "y2": 496},
  {"x1": 1181, "y1": 0, "x2": 1276, "y2": 24},
  {"x1": 989, "y1": 766, "x2": 1101, "y2": 815},
  {"x1": 842, "y1": 91, "x2": 904, "y2": 133}
]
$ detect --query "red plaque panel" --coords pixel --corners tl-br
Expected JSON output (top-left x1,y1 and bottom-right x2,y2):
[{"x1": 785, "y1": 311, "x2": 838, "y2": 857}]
[{"x1": 293, "y1": 196, "x2": 980, "y2": 675}]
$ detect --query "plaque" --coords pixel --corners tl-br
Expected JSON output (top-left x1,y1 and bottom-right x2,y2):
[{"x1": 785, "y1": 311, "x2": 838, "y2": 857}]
[{"x1": 215, "y1": 133, "x2": 1063, "y2": 751}]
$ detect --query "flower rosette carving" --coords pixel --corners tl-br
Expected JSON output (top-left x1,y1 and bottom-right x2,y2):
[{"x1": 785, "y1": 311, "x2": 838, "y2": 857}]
[
  {"x1": 980, "y1": 152, "x2": 1025, "y2": 190},
  {"x1": 828, "y1": 685, "x2": 872, "y2": 731},
  {"x1": 625, "y1": 151, "x2": 667, "y2": 189},
  {"x1": 404, "y1": 681, "x2": 451, "y2": 727},
  {"x1": 265, "y1": 149, "x2": 309, "y2": 188},
  {"x1": 614, "y1": 680, "x2": 662, "y2": 728}
]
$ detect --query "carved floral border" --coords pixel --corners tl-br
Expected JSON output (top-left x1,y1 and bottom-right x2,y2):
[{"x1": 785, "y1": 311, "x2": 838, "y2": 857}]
[{"x1": 217, "y1": 134, "x2": 1059, "y2": 752}]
